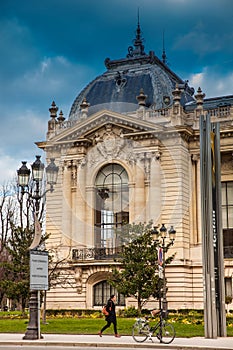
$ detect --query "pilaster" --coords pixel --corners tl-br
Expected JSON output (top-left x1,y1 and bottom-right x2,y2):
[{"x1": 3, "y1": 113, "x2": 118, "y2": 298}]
[{"x1": 60, "y1": 160, "x2": 72, "y2": 254}]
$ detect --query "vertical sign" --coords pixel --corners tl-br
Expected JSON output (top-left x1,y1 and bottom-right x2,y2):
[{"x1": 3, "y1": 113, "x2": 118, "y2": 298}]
[{"x1": 210, "y1": 129, "x2": 220, "y2": 311}]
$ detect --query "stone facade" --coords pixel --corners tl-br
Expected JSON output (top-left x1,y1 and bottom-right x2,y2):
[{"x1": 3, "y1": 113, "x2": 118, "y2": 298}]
[
  {"x1": 36, "y1": 25, "x2": 233, "y2": 311},
  {"x1": 37, "y1": 98, "x2": 233, "y2": 311}
]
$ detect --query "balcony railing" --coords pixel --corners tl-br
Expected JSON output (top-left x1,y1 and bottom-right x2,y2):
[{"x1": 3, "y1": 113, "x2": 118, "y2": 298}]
[
  {"x1": 72, "y1": 247, "x2": 122, "y2": 261},
  {"x1": 208, "y1": 106, "x2": 231, "y2": 117}
]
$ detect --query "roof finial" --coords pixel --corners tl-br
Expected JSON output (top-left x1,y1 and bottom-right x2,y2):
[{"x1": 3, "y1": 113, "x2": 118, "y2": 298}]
[
  {"x1": 162, "y1": 29, "x2": 167, "y2": 65},
  {"x1": 137, "y1": 7, "x2": 140, "y2": 34},
  {"x1": 127, "y1": 9, "x2": 146, "y2": 58}
]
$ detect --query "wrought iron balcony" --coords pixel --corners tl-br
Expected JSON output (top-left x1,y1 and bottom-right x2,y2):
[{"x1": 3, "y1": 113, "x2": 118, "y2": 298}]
[{"x1": 72, "y1": 247, "x2": 122, "y2": 261}]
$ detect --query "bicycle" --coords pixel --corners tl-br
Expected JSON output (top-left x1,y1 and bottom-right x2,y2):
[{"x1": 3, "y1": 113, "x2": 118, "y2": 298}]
[{"x1": 132, "y1": 310, "x2": 175, "y2": 344}]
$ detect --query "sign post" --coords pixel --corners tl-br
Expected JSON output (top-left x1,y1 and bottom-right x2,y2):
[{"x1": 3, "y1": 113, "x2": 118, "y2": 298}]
[{"x1": 30, "y1": 250, "x2": 49, "y2": 339}]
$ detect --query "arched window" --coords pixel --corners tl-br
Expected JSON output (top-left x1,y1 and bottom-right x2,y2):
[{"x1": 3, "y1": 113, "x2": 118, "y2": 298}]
[
  {"x1": 93, "y1": 280, "x2": 125, "y2": 306},
  {"x1": 95, "y1": 164, "x2": 129, "y2": 248}
]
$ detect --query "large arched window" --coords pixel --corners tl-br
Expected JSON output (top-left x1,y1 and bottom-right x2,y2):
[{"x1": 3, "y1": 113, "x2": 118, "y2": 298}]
[
  {"x1": 95, "y1": 163, "x2": 129, "y2": 248},
  {"x1": 93, "y1": 280, "x2": 125, "y2": 306}
]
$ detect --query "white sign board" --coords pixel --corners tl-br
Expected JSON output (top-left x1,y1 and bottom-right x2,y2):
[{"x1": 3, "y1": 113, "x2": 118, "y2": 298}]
[
  {"x1": 30, "y1": 250, "x2": 49, "y2": 290},
  {"x1": 158, "y1": 265, "x2": 163, "y2": 279}
]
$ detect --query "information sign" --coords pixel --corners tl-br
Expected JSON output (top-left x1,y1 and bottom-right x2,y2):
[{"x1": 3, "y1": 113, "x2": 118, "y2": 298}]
[{"x1": 30, "y1": 250, "x2": 48, "y2": 290}]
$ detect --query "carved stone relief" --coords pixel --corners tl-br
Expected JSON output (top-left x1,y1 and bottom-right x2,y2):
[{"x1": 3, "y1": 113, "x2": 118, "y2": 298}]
[
  {"x1": 136, "y1": 151, "x2": 161, "y2": 184},
  {"x1": 61, "y1": 125, "x2": 161, "y2": 178},
  {"x1": 191, "y1": 154, "x2": 199, "y2": 163},
  {"x1": 73, "y1": 266, "x2": 83, "y2": 294},
  {"x1": 85, "y1": 125, "x2": 136, "y2": 166},
  {"x1": 63, "y1": 159, "x2": 78, "y2": 187}
]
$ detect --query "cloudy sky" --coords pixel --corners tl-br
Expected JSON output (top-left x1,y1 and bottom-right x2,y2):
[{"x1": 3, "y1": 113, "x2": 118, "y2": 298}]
[{"x1": 0, "y1": 0, "x2": 232, "y2": 184}]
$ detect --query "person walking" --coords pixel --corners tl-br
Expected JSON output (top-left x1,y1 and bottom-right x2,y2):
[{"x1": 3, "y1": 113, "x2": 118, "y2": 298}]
[{"x1": 98, "y1": 294, "x2": 120, "y2": 337}]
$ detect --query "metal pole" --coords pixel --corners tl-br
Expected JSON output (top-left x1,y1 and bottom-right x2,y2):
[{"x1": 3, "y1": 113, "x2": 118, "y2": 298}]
[
  {"x1": 18, "y1": 157, "x2": 57, "y2": 341},
  {"x1": 200, "y1": 114, "x2": 218, "y2": 338},
  {"x1": 23, "y1": 182, "x2": 41, "y2": 340},
  {"x1": 38, "y1": 291, "x2": 40, "y2": 339},
  {"x1": 22, "y1": 285, "x2": 39, "y2": 340},
  {"x1": 162, "y1": 238, "x2": 167, "y2": 314},
  {"x1": 213, "y1": 122, "x2": 226, "y2": 336}
]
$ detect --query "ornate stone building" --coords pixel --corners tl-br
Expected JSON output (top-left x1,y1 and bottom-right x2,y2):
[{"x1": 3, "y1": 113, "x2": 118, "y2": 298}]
[{"x1": 37, "y1": 23, "x2": 233, "y2": 310}]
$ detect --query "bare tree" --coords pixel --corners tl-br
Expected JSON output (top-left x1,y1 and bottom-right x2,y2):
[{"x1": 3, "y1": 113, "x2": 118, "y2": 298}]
[
  {"x1": 0, "y1": 183, "x2": 17, "y2": 308},
  {"x1": 0, "y1": 183, "x2": 16, "y2": 248},
  {"x1": 42, "y1": 243, "x2": 75, "y2": 323},
  {"x1": 0, "y1": 179, "x2": 75, "y2": 314},
  {"x1": 0, "y1": 179, "x2": 46, "y2": 311}
]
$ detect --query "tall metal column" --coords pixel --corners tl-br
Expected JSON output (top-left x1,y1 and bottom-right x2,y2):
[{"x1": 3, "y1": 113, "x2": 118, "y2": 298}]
[
  {"x1": 212, "y1": 122, "x2": 226, "y2": 337},
  {"x1": 200, "y1": 114, "x2": 226, "y2": 338},
  {"x1": 200, "y1": 114, "x2": 217, "y2": 338}
]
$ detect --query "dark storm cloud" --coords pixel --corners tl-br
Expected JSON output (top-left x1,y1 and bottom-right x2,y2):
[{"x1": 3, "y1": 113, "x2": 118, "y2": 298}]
[{"x1": 0, "y1": 0, "x2": 232, "y2": 182}]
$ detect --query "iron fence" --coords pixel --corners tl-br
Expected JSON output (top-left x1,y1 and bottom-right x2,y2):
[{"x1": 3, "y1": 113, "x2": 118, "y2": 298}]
[{"x1": 72, "y1": 247, "x2": 122, "y2": 260}]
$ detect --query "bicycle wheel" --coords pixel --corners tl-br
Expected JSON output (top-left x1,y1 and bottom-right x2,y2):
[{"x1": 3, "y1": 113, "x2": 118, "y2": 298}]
[
  {"x1": 132, "y1": 321, "x2": 150, "y2": 342},
  {"x1": 159, "y1": 322, "x2": 175, "y2": 344}
]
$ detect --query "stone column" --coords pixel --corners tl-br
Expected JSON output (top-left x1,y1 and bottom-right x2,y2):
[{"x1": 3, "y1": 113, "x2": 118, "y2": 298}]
[
  {"x1": 70, "y1": 160, "x2": 77, "y2": 244},
  {"x1": 149, "y1": 152, "x2": 161, "y2": 224},
  {"x1": 144, "y1": 152, "x2": 151, "y2": 222},
  {"x1": 128, "y1": 181, "x2": 135, "y2": 223},
  {"x1": 85, "y1": 185, "x2": 95, "y2": 246},
  {"x1": 61, "y1": 161, "x2": 72, "y2": 253},
  {"x1": 74, "y1": 159, "x2": 87, "y2": 246},
  {"x1": 134, "y1": 154, "x2": 146, "y2": 222},
  {"x1": 191, "y1": 154, "x2": 199, "y2": 244}
]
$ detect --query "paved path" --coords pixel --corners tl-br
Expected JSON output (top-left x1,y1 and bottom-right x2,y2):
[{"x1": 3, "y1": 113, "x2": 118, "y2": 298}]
[{"x1": 0, "y1": 333, "x2": 232, "y2": 349}]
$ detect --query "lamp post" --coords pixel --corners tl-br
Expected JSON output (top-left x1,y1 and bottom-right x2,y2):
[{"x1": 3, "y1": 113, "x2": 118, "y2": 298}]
[
  {"x1": 17, "y1": 155, "x2": 59, "y2": 340},
  {"x1": 151, "y1": 224, "x2": 176, "y2": 316}
]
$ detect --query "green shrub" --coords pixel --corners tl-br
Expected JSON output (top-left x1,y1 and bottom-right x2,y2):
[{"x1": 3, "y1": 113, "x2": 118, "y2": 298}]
[
  {"x1": 45, "y1": 309, "x2": 101, "y2": 317},
  {"x1": 119, "y1": 306, "x2": 139, "y2": 318}
]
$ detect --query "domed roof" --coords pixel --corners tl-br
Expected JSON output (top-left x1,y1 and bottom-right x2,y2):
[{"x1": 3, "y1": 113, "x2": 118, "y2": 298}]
[{"x1": 69, "y1": 22, "x2": 195, "y2": 121}]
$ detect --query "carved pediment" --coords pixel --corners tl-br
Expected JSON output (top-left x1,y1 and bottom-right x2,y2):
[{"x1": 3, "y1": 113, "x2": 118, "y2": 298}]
[{"x1": 44, "y1": 110, "x2": 162, "y2": 146}]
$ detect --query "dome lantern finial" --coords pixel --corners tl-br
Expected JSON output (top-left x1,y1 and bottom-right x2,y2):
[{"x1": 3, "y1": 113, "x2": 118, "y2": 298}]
[
  {"x1": 127, "y1": 9, "x2": 146, "y2": 58},
  {"x1": 162, "y1": 29, "x2": 167, "y2": 65}
]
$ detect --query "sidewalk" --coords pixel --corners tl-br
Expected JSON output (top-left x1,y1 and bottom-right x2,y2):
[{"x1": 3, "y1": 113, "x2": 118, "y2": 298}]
[{"x1": 0, "y1": 333, "x2": 232, "y2": 349}]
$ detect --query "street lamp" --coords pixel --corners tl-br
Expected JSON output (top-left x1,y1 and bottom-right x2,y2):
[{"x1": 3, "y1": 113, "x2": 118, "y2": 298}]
[
  {"x1": 151, "y1": 224, "x2": 176, "y2": 316},
  {"x1": 17, "y1": 155, "x2": 59, "y2": 340}
]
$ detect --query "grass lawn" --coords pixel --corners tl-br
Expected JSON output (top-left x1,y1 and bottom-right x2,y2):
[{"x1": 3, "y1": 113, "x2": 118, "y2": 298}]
[
  {"x1": 0, "y1": 317, "x2": 204, "y2": 337},
  {"x1": 0, "y1": 311, "x2": 232, "y2": 337}
]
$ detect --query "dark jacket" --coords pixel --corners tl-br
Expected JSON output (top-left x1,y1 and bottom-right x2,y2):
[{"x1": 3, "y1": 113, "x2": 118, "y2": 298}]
[{"x1": 105, "y1": 298, "x2": 116, "y2": 322}]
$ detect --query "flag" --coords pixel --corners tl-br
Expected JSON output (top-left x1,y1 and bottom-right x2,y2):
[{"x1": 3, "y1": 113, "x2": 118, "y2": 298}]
[
  {"x1": 28, "y1": 213, "x2": 42, "y2": 250},
  {"x1": 158, "y1": 247, "x2": 163, "y2": 266}
]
